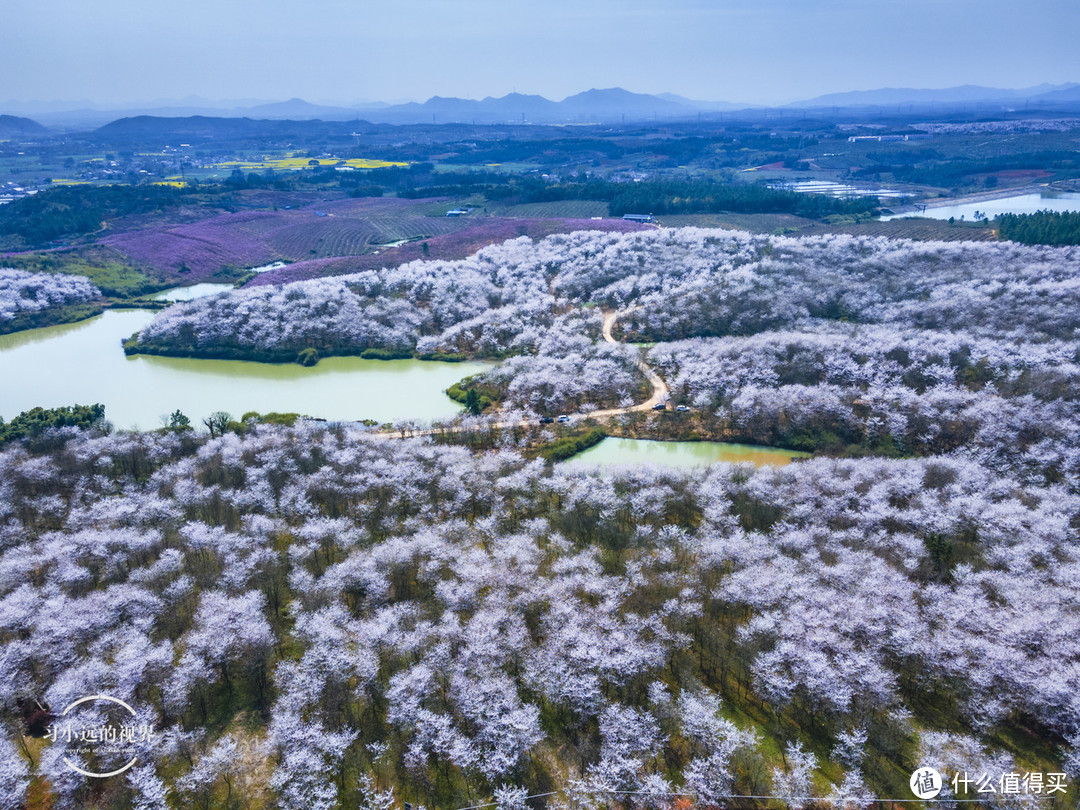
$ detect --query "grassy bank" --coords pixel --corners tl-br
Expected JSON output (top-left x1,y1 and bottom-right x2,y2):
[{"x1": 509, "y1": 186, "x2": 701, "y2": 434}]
[
  {"x1": 124, "y1": 338, "x2": 481, "y2": 366},
  {"x1": 0, "y1": 301, "x2": 106, "y2": 336},
  {"x1": 536, "y1": 426, "x2": 607, "y2": 461}
]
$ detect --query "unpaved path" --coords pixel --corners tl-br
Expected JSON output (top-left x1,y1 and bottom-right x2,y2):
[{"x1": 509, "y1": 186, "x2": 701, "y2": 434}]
[
  {"x1": 375, "y1": 306, "x2": 669, "y2": 437},
  {"x1": 588, "y1": 307, "x2": 668, "y2": 417}
]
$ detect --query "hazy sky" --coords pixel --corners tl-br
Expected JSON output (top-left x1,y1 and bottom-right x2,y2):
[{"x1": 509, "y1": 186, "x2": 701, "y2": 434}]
[{"x1": 3, "y1": 0, "x2": 1078, "y2": 106}]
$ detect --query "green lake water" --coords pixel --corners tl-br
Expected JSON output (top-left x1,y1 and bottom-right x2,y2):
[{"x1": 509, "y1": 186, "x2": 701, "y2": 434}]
[
  {"x1": 0, "y1": 308, "x2": 489, "y2": 430},
  {"x1": 561, "y1": 437, "x2": 811, "y2": 469},
  {"x1": 149, "y1": 283, "x2": 234, "y2": 302}
]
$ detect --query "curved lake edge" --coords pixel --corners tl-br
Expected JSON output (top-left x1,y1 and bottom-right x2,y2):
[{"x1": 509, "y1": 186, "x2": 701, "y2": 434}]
[
  {"x1": 0, "y1": 268, "x2": 286, "y2": 339},
  {"x1": 881, "y1": 189, "x2": 1080, "y2": 221},
  {"x1": 0, "y1": 308, "x2": 493, "y2": 429},
  {"x1": 122, "y1": 338, "x2": 480, "y2": 367},
  {"x1": 0, "y1": 300, "x2": 108, "y2": 337},
  {"x1": 559, "y1": 436, "x2": 813, "y2": 469},
  {"x1": 0, "y1": 281, "x2": 234, "y2": 338}
]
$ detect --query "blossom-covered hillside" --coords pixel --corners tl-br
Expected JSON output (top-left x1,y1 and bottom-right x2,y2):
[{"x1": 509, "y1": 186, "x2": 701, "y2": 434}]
[
  {"x1": 8, "y1": 226, "x2": 1080, "y2": 808},
  {"x1": 1, "y1": 425, "x2": 1077, "y2": 808},
  {"x1": 132, "y1": 229, "x2": 1080, "y2": 360},
  {"x1": 128, "y1": 227, "x2": 1080, "y2": 466}
]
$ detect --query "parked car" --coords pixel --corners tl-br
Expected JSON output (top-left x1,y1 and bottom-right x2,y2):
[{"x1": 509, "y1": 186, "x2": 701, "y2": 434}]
[
  {"x1": 652, "y1": 403, "x2": 667, "y2": 411},
  {"x1": 539, "y1": 416, "x2": 554, "y2": 424},
  {"x1": 556, "y1": 415, "x2": 571, "y2": 423},
  {"x1": 675, "y1": 405, "x2": 690, "y2": 412}
]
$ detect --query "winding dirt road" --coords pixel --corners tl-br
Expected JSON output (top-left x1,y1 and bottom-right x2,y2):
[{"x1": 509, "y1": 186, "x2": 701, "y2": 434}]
[
  {"x1": 375, "y1": 306, "x2": 669, "y2": 437},
  {"x1": 588, "y1": 308, "x2": 669, "y2": 417}
]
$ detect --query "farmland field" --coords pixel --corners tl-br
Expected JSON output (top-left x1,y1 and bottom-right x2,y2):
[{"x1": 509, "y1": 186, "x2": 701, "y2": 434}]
[
  {"x1": 495, "y1": 200, "x2": 611, "y2": 218},
  {"x1": 95, "y1": 197, "x2": 479, "y2": 280},
  {"x1": 246, "y1": 216, "x2": 652, "y2": 285},
  {"x1": 263, "y1": 216, "x2": 464, "y2": 259},
  {"x1": 214, "y1": 155, "x2": 408, "y2": 171},
  {"x1": 655, "y1": 212, "x2": 818, "y2": 232},
  {"x1": 654, "y1": 213, "x2": 999, "y2": 241},
  {"x1": 799, "y1": 218, "x2": 998, "y2": 241},
  {"x1": 1, "y1": 191, "x2": 656, "y2": 295},
  {"x1": 101, "y1": 212, "x2": 282, "y2": 278}
]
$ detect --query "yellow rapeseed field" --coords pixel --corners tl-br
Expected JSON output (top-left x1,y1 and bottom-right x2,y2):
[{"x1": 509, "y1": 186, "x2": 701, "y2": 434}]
[{"x1": 214, "y1": 156, "x2": 407, "y2": 171}]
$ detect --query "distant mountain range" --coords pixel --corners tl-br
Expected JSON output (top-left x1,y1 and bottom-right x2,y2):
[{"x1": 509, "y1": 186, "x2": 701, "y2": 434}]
[
  {"x1": 371, "y1": 88, "x2": 702, "y2": 125},
  {"x1": 4, "y1": 83, "x2": 1080, "y2": 133},
  {"x1": 92, "y1": 115, "x2": 341, "y2": 141},
  {"x1": 791, "y1": 82, "x2": 1080, "y2": 108},
  {"x1": 790, "y1": 82, "x2": 1080, "y2": 109},
  {"x1": 48, "y1": 89, "x2": 705, "y2": 128}
]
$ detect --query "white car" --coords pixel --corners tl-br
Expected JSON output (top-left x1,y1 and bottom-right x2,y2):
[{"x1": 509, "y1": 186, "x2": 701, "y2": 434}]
[{"x1": 556, "y1": 415, "x2": 571, "y2": 423}]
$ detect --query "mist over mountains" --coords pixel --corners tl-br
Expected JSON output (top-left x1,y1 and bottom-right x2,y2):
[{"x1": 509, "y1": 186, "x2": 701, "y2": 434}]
[
  {"x1": 4, "y1": 82, "x2": 1080, "y2": 132},
  {"x1": 790, "y1": 82, "x2": 1080, "y2": 108}
]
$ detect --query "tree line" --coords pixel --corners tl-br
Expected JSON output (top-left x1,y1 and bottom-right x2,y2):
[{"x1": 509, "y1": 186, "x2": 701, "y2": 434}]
[
  {"x1": 0, "y1": 184, "x2": 191, "y2": 247},
  {"x1": 426, "y1": 175, "x2": 880, "y2": 219},
  {"x1": 997, "y1": 210, "x2": 1080, "y2": 245},
  {"x1": 0, "y1": 403, "x2": 105, "y2": 445}
]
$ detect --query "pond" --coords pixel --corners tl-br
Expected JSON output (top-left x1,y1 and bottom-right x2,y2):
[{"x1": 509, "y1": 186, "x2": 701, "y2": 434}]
[
  {"x1": 0, "y1": 307, "x2": 489, "y2": 430},
  {"x1": 561, "y1": 437, "x2": 811, "y2": 469},
  {"x1": 881, "y1": 191, "x2": 1080, "y2": 221},
  {"x1": 149, "y1": 283, "x2": 234, "y2": 302},
  {"x1": 769, "y1": 180, "x2": 907, "y2": 199},
  {"x1": 247, "y1": 261, "x2": 288, "y2": 274}
]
